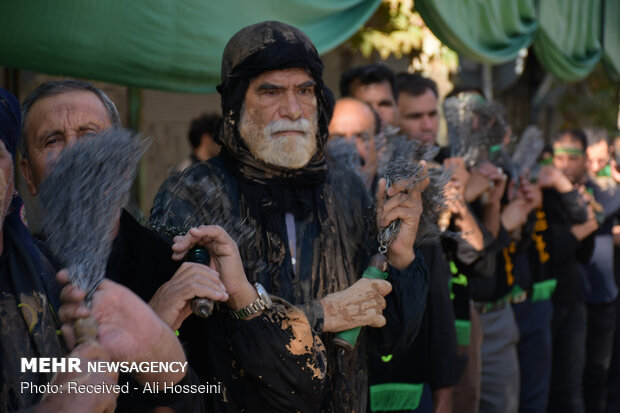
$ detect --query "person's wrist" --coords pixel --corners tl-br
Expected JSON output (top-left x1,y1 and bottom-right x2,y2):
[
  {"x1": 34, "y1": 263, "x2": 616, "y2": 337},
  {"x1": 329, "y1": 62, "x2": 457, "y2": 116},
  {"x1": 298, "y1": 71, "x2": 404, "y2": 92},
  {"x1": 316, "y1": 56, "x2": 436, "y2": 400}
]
[
  {"x1": 555, "y1": 175, "x2": 573, "y2": 193},
  {"x1": 134, "y1": 324, "x2": 187, "y2": 385},
  {"x1": 388, "y1": 249, "x2": 415, "y2": 270},
  {"x1": 227, "y1": 281, "x2": 259, "y2": 311}
]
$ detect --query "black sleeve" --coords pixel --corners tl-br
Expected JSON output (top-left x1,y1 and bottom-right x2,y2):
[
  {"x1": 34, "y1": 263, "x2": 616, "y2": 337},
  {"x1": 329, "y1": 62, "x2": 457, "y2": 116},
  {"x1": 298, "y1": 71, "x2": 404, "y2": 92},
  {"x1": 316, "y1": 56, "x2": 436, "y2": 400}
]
[
  {"x1": 445, "y1": 214, "x2": 498, "y2": 279},
  {"x1": 106, "y1": 209, "x2": 182, "y2": 302},
  {"x1": 558, "y1": 190, "x2": 589, "y2": 223},
  {"x1": 224, "y1": 297, "x2": 326, "y2": 413},
  {"x1": 426, "y1": 252, "x2": 460, "y2": 390},
  {"x1": 368, "y1": 249, "x2": 430, "y2": 357}
]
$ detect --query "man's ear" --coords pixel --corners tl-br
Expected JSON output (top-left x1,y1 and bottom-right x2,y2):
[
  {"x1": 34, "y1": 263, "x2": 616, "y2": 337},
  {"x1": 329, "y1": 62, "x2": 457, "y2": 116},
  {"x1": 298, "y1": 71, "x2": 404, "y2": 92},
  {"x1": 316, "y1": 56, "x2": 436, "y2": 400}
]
[{"x1": 20, "y1": 157, "x2": 37, "y2": 196}]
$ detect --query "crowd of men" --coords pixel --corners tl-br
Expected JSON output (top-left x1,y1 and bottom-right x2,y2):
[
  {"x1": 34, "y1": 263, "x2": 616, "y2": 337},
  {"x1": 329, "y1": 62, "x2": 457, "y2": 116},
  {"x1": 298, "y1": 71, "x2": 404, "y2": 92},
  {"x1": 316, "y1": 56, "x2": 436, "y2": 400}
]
[{"x1": 0, "y1": 19, "x2": 619, "y2": 413}]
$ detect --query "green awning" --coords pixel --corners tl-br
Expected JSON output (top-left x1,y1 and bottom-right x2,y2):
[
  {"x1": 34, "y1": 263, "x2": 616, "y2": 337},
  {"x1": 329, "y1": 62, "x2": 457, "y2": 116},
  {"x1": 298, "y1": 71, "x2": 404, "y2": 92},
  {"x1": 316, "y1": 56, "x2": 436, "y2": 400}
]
[
  {"x1": 603, "y1": 0, "x2": 620, "y2": 82},
  {"x1": 533, "y1": 0, "x2": 603, "y2": 82},
  {"x1": 416, "y1": 0, "x2": 620, "y2": 83},
  {"x1": 0, "y1": 0, "x2": 381, "y2": 93},
  {"x1": 415, "y1": 0, "x2": 538, "y2": 65}
]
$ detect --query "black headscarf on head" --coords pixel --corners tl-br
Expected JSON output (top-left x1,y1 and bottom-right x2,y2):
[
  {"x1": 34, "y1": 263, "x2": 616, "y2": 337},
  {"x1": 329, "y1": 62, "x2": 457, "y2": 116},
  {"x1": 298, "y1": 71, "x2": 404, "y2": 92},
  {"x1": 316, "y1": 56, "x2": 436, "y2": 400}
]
[{"x1": 216, "y1": 21, "x2": 332, "y2": 189}]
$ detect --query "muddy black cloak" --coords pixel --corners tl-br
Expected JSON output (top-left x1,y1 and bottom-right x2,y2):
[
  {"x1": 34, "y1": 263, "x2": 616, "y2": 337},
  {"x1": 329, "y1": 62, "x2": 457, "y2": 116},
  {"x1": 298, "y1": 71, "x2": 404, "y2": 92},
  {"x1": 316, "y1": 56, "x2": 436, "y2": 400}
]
[{"x1": 151, "y1": 21, "x2": 428, "y2": 413}]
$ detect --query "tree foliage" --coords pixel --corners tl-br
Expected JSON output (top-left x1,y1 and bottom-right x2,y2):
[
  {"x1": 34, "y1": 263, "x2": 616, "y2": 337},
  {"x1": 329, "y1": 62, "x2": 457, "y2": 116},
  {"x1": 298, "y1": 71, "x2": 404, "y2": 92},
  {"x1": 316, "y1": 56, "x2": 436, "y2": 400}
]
[{"x1": 349, "y1": 0, "x2": 458, "y2": 73}]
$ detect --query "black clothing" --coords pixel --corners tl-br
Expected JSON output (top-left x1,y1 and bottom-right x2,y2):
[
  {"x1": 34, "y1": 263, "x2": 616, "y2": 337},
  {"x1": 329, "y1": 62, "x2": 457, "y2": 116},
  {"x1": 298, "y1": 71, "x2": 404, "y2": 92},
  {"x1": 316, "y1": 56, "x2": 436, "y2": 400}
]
[
  {"x1": 152, "y1": 21, "x2": 429, "y2": 412},
  {"x1": 0, "y1": 226, "x2": 65, "y2": 412},
  {"x1": 151, "y1": 157, "x2": 429, "y2": 413},
  {"x1": 106, "y1": 209, "x2": 182, "y2": 301},
  {"x1": 110, "y1": 209, "x2": 327, "y2": 413},
  {"x1": 542, "y1": 189, "x2": 595, "y2": 303},
  {"x1": 368, "y1": 242, "x2": 460, "y2": 409},
  {"x1": 469, "y1": 226, "x2": 514, "y2": 303}
]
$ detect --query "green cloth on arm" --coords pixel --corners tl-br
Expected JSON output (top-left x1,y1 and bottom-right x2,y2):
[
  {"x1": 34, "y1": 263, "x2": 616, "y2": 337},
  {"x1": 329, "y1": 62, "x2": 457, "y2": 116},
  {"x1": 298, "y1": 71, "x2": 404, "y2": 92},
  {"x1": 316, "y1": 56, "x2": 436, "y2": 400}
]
[{"x1": 370, "y1": 382, "x2": 424, "y2": 412}]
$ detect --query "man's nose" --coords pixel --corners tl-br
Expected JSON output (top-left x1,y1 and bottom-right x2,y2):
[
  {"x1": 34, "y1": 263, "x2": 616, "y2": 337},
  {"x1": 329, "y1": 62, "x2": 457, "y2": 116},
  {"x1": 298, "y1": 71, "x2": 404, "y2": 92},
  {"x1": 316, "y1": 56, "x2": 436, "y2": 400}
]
[
  {"x1": 355, "y1": 138, "x2": 366, "y2": 157},
  {"x1": 421, "y1": 115, "x2": 433, "y2": 130},
  {"x1": 61, "y1": 133, "x2": 80, "y2": 151},
  {"x1": 280, "y1": 91, "x2": 302, "y2": 120}
]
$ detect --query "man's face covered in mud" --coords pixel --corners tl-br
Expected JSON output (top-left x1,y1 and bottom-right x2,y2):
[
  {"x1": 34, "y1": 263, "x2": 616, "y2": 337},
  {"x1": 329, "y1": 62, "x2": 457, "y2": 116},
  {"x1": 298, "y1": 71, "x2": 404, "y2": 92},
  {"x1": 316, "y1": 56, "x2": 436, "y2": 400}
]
[{"x1": 239, "y1": 67, "x2": 318, "y2": 169}]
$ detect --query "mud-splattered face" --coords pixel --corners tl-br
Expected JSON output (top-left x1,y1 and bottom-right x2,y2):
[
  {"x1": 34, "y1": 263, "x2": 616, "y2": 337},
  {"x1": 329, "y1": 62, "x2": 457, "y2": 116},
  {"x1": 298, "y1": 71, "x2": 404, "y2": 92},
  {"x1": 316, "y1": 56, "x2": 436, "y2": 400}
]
[
  {"x1": 239, "y1": 68, "x2": 318, "y2": 169},
  {"x1": 0, "y1": 140, "x2": 14, "y2": 226}
]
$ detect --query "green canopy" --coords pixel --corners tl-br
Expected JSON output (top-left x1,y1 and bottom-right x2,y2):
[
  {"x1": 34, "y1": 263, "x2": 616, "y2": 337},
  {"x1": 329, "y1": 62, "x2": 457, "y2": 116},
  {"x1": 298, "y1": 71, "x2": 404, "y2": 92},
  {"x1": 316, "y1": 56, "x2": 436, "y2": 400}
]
[
  {"x1": 416, "y1": 0, "x2": 620, "y2": 83},
  {"x1": 0, "y1": 0, "x2": 381, "y2": 93},
  {"x1": 603, "y1": 0, "x2": 620, "y2": 82},
  {"x1": 415, "y1": 0, "x2": 538, "y2": 65},
  {"x1": 533, "y1": 0, "x2": 603, "y2": 82}
]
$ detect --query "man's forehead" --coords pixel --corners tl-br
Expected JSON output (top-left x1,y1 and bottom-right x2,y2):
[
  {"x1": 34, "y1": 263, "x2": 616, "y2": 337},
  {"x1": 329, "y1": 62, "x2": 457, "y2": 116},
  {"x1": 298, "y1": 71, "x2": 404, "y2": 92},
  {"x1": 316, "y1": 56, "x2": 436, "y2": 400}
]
[
  {"x1": 554, "y1": 136, "x2": 583, "y2": 148},
  {"x1": 250, "y1": 67, "x2": 314, "y2": 86},
  {"x1": 27, "y1": 91, "x2": 110, "y2": 132},
  {"x1": 587, "y1": 140, "x2": 609, "y2": 151},
  {"x1": 351, "y1": 80, "x2": 392, "y2": 99},
  {"x1": 399, "y1": 91, "x2": 437, "y2": 113}
]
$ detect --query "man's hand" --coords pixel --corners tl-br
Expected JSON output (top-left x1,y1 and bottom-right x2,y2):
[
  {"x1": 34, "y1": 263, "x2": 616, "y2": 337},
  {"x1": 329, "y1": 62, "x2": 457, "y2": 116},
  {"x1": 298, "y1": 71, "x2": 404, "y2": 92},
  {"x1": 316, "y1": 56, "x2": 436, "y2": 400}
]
[
  {"x1": 444, "y1": 180, "x2": 467, "y2": 215},
  {"x1": 466, "y1": 162, "x2": 505, "y2": 203},
  {"x1": 444, "y1": 157, "x2": 470, "y2": 193},
  {"x1": 376, "y1": 161, "x2": 430, "y2": 270},
  {"x1": 321, "y1": 278, "x2": 392, "y2": 333},
  {"x1": 571, "y1": 218, "x2": 599, "y2": 241},
  {"x1": 149, "y1": 262, "x2": 229, "y2": 330},
  {"x1": 57, "y1": 273, "x2": 187, "y2": 385},
  {"x1": 500, "y1": 198, "x2": 530, "y2": 232},
  {"x1": 33, "y1": 341, "x2": 118, "y2": 413},
  {"x1": 172, "y1": 225, "x2": 259, "y2": 314},
  {"x1": 444, "y1": 181, "x2": 485, "y2": 250},
  {"x1": 519, "y1": 179, "x2": 543, "y2": 211},
  {"x1": 538, "y1": 165, "x2": 573, "y2": 193}
]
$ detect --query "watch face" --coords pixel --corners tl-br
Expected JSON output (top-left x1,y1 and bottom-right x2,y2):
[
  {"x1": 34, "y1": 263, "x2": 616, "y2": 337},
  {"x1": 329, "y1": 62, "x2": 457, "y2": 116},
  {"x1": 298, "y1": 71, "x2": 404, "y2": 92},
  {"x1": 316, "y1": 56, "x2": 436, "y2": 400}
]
[{"x1": 254, "y1": 283, "x2": 273, "y2": 308}]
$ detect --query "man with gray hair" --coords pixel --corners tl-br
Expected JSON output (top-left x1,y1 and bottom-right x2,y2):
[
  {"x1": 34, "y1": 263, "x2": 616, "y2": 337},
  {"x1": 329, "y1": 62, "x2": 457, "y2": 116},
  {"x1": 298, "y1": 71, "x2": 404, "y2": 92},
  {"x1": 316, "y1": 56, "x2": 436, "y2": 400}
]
[
  {"x1": 20, "y1": 78, "x2": 328, "y2": 412},
  {"x1": 151, "y1": 21, "x2": 430, "y2": 413}
]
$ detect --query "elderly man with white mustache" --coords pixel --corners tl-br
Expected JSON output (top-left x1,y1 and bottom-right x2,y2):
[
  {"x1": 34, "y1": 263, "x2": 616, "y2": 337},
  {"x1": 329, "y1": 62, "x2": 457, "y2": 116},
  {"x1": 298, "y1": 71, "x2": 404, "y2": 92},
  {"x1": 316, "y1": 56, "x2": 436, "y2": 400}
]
[{"x1": 151, "y1": 21, "x2": 430, "y2": 413}]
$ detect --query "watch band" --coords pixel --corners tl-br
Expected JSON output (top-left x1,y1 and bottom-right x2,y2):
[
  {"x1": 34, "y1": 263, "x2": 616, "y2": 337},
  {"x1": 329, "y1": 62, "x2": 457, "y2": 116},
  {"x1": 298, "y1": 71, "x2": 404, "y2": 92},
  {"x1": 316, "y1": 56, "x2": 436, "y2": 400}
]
[{"x1": 230, "y1": 283, "x2": 272, "y2": 320}]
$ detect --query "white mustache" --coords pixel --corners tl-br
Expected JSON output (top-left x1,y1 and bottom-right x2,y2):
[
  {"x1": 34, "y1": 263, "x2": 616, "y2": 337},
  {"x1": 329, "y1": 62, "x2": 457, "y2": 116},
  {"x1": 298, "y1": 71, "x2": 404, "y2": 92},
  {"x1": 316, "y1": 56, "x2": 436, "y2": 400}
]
[{"x1": 265, "y1": 119, "x2": 312, "y2": 136}]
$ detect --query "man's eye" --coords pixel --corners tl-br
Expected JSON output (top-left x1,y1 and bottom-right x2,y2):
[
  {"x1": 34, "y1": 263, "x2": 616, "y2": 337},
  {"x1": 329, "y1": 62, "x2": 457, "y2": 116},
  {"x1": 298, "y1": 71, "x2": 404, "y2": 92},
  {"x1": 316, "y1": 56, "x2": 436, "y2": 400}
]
[
  {"x1": 356, "y1": 133, "x2": 371, "y2": 142},
  {"x1": 298, "y1": 88, "x2": 313, "y2": 95},
  {"x1": 79, "y1": 129, "x2": 98, "y2": 137},
  {"x1": 44, "y1": 137, "x2": 60, "y2": 147}
]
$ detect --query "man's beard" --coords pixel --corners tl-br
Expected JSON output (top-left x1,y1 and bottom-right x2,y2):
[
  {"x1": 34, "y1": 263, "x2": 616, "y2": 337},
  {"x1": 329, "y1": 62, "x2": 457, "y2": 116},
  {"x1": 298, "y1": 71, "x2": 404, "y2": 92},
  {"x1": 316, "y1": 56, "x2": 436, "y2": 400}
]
[{"x1": 239, "y1": 106, "x2": 318, "y2": 169}]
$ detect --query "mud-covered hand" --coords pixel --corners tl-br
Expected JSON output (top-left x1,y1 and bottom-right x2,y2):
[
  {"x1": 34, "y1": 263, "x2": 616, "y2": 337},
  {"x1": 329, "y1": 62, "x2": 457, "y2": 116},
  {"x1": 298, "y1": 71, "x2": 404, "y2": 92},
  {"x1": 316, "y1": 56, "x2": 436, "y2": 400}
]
[
  {"x1": 376, "y1": 160, "x2": 430, "y2": 270},
  {"x1": 321, "y1": 278, "x2": 392, "y2": 333}
]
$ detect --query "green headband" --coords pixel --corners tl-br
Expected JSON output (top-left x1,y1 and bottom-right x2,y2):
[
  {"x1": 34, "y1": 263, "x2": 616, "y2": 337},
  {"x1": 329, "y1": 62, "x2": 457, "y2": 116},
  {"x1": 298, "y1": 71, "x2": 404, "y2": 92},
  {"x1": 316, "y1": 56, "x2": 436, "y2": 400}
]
[{"x1": 553, "y1": 147, "x2": 584, "y2": 156}]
